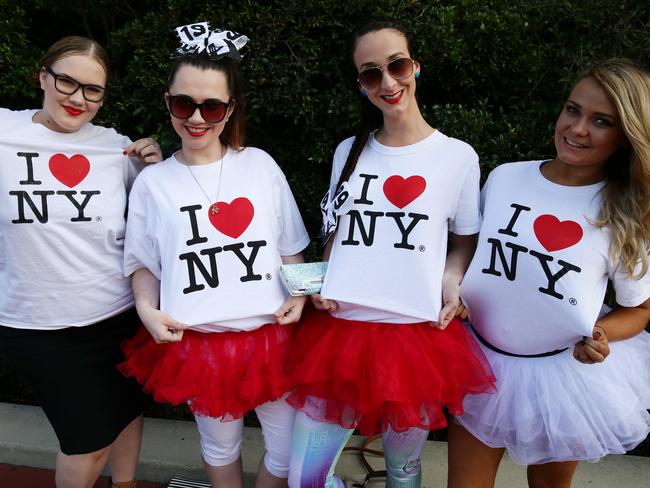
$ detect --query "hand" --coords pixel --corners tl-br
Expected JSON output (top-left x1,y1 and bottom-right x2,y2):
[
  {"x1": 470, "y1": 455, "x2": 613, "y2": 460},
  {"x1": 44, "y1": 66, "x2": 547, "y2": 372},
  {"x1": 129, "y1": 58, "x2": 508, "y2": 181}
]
[
  {"x1": 573, "y1": 324, "x2": 609, "y2": 364},
  {"x1": 433, "y1": 280, "x2": 463, "y2": 330},
  {"x1": 311, "y1": 293, "x2": 338, "y2": 312},
  {"x1": 137, "y1": 302, "x2": 187, "y2": 344},
  {"x1": 455, "y1": 300, "x2": 469, "y2": 321},
  {"x1": 124, "y1": 137, "x2": 162, "y2": 164},
  {"x1": 275, "y1": 295, "x2": 308, "y2": 325}
]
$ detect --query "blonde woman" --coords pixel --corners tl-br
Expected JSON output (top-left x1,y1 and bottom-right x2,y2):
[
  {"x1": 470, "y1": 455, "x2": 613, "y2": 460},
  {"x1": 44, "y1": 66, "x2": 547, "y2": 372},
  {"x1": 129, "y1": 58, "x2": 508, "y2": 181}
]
[{"x1": 449, "y1": 58, "x2": 650, "y2": 488}]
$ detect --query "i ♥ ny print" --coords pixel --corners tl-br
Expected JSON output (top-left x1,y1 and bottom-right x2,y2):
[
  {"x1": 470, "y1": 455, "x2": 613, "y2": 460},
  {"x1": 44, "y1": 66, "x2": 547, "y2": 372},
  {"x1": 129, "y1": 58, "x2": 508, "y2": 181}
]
[
  {"x1": 177, "y1": 198, "x2": 267, "y2": 295},
  {"x1": 335, "y1": 172, "x2": 430, "y2": 249},
  {"x1": 481, "y1": 203, "x2": 584, "y2": 301},
  {"x1": 9, "y1": 151, "x2": 100, "y2": 224}
]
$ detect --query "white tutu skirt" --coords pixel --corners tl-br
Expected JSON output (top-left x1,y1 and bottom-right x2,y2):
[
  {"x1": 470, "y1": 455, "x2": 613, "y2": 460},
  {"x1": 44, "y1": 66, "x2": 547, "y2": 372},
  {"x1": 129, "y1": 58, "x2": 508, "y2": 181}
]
[{"x1": 456, "y1": 329, "x2": 650, "y2": 465}]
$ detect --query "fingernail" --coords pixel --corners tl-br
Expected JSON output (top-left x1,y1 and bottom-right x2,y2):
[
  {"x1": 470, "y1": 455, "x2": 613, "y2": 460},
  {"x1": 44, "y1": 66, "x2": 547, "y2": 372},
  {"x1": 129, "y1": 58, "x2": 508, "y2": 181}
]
[{"x1": 122, "y1": 149, "x2": 127, "y2": 155}]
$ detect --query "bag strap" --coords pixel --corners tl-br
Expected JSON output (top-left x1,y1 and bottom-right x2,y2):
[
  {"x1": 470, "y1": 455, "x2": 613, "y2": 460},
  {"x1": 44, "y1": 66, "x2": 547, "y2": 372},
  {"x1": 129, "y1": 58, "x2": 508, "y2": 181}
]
[{"x1": 342, "y1": 434, "x2": 387, "y2": 487}]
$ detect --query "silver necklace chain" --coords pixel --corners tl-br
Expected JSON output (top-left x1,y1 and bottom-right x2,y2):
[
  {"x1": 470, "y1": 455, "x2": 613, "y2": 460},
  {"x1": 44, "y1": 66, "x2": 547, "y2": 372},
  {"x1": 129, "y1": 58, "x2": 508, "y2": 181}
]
[{"x1": 183, "y1": 149, "x2": 225, "y2": 215}]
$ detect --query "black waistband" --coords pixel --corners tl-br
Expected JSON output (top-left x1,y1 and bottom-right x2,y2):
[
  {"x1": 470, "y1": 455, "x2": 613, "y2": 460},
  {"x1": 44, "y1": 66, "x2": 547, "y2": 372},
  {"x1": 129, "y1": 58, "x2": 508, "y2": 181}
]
[{"x1": 470, "y1": 324, "x2": 568, "y2": 358}]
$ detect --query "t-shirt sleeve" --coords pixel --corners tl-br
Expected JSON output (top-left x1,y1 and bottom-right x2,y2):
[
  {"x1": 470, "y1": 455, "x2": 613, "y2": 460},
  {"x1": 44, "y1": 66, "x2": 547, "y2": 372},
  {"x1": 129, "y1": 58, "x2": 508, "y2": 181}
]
[
  {"x1": 270, "y1": 160, "x2": 311, "y2": 256},
  {"x1": 479, "y1": 167, "x2": 495, "y2": 215},
  {"x1": 126, "y1": 156, "x2": 146, "y2": 193},
  {"x1": 120, "y1": 135, "x2": 146, "y2": 193},
  {"x1": 319, "y1": 138, "x2": 354, "y2": 232},
  {"x1": 610, "y1": 257, "x2": 650, "y2": 307},
  {"x1": 449, "y1": 151, "x2": 481, "y2": 235},
  {"x1": 328, "y1": 139, "x2": 352, "y2": 197},
  {"x1": 0, "y1": 108, "x2": 26, "y2": 132},
  {"x1": 123, "y1": 173, "x2": 162, "y2": 278}
]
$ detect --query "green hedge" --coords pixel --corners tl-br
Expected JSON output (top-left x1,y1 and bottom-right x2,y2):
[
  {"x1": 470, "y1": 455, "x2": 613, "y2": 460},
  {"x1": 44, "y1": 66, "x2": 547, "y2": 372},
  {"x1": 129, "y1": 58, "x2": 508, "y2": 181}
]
[{"x1": 1, "y1": 0, "x2": 648, "y2": 237}]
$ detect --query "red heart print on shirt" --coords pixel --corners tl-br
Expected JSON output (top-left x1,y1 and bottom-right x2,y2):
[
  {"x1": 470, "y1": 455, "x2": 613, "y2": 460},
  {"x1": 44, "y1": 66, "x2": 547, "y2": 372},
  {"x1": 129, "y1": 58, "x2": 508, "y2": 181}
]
[
  {"x1": 49, "y1": 153, "x2": 90, "y2": 188},
  {"x1": 208, "y1": 197, "x2": 254, "y2": 238},
  {"x1": 533, "y1": 214, "x2": 583, "y2": 252},
  {"x1": 383, "y1": 175, "x2": 426, "y2": 208}
]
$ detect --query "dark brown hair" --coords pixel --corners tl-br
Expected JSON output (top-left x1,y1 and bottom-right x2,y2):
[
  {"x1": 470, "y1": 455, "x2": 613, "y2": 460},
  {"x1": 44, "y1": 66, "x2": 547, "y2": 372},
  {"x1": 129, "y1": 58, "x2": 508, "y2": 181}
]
[
  {"x1": 168, "y1": 55, "x2": 245, "y2": 149},
  {"x1": 335, "y1": 19, "x2": 417, "y2": 191}
]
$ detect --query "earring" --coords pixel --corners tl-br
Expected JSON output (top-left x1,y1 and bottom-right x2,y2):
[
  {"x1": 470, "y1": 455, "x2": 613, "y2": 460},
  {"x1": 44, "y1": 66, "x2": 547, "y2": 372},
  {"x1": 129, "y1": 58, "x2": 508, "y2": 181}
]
[
  {"x1": 360, "y1": 88, "x2": 368, "y2": 97},
  {"x1": 415, "y1": 71, "x2": 420, "y2": 80}
]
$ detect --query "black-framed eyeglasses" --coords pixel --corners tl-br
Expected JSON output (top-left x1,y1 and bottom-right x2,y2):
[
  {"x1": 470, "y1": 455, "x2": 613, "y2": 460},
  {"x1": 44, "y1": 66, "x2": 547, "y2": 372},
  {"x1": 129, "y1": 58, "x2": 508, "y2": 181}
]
[
  {"x1": 357, "y1": 57, "x2": 415, "y2": 90},
  {"x1": 166, "y1": 94, "x2": 232, "y2": 123},
  {"x1": 43, "y1": 66, "x2": 106, "y2": 102}
]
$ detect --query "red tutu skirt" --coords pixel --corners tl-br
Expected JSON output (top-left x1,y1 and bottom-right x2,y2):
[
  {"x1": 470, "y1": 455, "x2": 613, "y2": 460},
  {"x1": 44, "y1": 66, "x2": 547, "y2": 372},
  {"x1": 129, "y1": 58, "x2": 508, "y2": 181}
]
[
  {"x1": 118, "y1": 323, "x2": 292, "y2": 419},
  {"x1": 287, "y1": 311, "x2": 495, "y2": 435}
]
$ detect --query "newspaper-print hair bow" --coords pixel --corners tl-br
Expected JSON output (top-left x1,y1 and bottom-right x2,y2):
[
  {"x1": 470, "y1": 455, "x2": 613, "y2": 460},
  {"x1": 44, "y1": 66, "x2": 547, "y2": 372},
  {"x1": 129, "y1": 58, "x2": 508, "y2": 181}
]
[
  {"x1": 171, "y1": 21, "x2": 248, "y2": 61},
  {"x1": 318, "y1": 182, "x2": 353, "y2": 245}
]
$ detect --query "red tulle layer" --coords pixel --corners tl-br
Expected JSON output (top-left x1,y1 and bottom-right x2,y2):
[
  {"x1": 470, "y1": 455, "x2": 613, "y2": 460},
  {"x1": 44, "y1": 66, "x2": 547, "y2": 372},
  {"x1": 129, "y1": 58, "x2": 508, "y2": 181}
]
[
  {"x1": 287, "y1": 311, "x2": 496, "y2": 435},
  {"x1": 119, "y1": 323, "x2": 292, "y2": 419}
]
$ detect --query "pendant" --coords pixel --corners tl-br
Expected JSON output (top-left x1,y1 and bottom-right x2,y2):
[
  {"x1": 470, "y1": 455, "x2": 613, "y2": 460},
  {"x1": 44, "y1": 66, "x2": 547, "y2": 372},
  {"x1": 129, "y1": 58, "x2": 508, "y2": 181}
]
[{"x1": 210, "y1": 204, "x2": 220, "y2": 215}]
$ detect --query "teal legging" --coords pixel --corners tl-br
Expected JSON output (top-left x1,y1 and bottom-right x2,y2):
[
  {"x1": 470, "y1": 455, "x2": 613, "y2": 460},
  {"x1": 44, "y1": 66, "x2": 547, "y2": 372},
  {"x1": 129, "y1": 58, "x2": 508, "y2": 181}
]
[{"x1": 288, "y1": 411, "x2": 428, "y2": 487}]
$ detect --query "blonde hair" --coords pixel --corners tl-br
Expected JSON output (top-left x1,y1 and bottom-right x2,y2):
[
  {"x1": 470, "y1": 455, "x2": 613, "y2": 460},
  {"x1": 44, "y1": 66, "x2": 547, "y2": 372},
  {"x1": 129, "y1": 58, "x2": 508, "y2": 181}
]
[{"x1": 587, "y1": 59, "x2": 650, "y2": 278}]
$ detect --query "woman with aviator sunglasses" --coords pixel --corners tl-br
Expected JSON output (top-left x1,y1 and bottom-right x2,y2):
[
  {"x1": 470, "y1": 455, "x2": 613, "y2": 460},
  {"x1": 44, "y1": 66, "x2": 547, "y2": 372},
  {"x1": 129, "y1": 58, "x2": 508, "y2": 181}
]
[
  {"x1": 118, "y1": 22, "x2": 310, "y2": 487},
  {"x1": 287, "y1": 19, "x2": 494, "y2": 487},
  {"x1": 0, "y1": 36, "x2": 161, "y2": 488}
]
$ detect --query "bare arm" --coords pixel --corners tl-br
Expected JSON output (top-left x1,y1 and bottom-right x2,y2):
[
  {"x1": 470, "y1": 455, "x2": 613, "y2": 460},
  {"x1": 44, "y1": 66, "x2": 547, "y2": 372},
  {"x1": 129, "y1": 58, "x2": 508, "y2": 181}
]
[
  {"x1": 596, "y1": 298, "x2": 650, "y2": 341},
  {"x1": 275, "y1": 252, "x2": 308, "y2": 324},
  {"x1": 311, "y1": 239, "x2": 338, "y2": 311},
  {"x1": 437, "y1": 233, "x2": 478, "y2": 328},
  {"x1": 322, "y1": 238, "x2": 333, "y2": 261},
  {"x1": 132, "y1": 267, "x2": 186, "y2": 343},
  {"x1": 281, "y1": 252, "x2": 306, "y2": 265},
  {"x1": 132, "y1": 267, "x2": 161, "y2": 310},
  {"x1": 574, "y1": 297, "x2": 650, "y2": 364}
]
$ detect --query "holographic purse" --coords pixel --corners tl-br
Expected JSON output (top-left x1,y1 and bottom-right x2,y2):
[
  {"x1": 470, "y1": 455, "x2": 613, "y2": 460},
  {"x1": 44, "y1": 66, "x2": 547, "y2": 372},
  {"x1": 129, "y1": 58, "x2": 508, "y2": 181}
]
[{"x1": 279, "y1": 262, "x2": 328, "y2": 296}]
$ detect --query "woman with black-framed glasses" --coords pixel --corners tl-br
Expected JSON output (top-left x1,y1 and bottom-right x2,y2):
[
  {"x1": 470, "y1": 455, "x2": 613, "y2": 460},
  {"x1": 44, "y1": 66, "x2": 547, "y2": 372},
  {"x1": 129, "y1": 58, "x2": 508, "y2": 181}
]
[
  {"x1": 117, "y1": 22, "x2": 310, "y2": 487},
  {"x1": 0, "y1": 36, "x2": 162, "y2": 488},
  {"x1": 286, "y1": 19, "x2": 495, "y2": 487},
  {"x1": 42, "y1": 65, "x2": 107, "y2": 102}
]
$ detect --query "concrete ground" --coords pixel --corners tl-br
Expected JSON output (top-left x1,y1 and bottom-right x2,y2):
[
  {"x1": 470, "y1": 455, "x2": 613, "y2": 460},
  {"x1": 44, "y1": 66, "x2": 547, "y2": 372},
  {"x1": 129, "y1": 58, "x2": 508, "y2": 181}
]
[{"x1": 1, "y1": 402, "x2": 649, "y2": 487}]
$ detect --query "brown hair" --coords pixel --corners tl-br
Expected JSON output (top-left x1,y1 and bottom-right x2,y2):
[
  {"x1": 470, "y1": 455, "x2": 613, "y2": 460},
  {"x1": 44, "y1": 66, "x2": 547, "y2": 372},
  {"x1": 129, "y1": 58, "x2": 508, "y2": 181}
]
[
  {"x1": 335, "y1": 19, "x2": 417, "y2": 191},
  {"x1": 168, "y1": 55, "x2": 245, "y2": 149},
  {"x1": 40, "y1": 36, "x2": 110, "y2": 79}
]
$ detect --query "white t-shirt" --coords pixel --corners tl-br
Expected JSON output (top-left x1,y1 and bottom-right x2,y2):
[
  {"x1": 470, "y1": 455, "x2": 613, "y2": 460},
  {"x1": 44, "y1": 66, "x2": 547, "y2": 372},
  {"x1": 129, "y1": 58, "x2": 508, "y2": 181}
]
[
  {"x1": 0, "y1": 108, "x2": 142, "y2": 329},
  {"x1": 124, "y1": 147, "x2": 310, "y2": 333},
  {"x1": 461, "y1": 161, "x2": 650, "y2": 355},
  {"x1": 321, "y1": 130, "x2": 480, "y2": 323}
]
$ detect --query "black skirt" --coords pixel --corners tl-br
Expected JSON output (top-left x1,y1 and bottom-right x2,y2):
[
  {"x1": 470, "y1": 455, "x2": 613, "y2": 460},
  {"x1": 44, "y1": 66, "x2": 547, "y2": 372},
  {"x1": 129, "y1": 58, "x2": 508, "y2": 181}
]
[{"x1": 0, "y1": 308, "x2": 146, "y2": 455}]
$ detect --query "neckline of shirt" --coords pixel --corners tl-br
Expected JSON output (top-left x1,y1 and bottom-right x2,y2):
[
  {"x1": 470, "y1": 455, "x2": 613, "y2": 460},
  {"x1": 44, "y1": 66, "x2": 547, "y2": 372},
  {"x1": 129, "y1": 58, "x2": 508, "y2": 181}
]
[
  {"x1": 28, "y1": 109, "x2": 96, "y2": 141},
  {"x1": 368, "y1": 129, "x2": 444, "y2": 155},
  {"x1": 531, "y1": 160, "x2": 605, "y2": 196},
  {"x1": 171, "y1": 146, "x2": 234, "y2": 171}
]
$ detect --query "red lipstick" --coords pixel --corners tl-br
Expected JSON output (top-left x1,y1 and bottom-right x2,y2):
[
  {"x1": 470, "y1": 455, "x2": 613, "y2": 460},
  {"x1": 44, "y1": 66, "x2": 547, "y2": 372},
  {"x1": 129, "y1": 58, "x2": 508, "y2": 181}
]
[{"x1": 63, "y1": 105, "x2": 83, "y2": 116}]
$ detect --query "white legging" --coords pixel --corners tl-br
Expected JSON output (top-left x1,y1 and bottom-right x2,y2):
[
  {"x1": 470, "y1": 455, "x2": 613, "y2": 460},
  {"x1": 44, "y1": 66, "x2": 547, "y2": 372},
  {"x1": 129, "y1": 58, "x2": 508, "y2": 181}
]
[{"x1": 194, "y1": 397, "x2": 295, "y2": 478}]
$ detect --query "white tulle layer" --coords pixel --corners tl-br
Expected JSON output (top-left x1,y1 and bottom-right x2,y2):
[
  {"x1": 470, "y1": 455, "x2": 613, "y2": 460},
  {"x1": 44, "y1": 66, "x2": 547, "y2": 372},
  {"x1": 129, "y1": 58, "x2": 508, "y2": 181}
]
[{"x1": 456, "y1": 330, "x2": 650, "y2": 465}]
